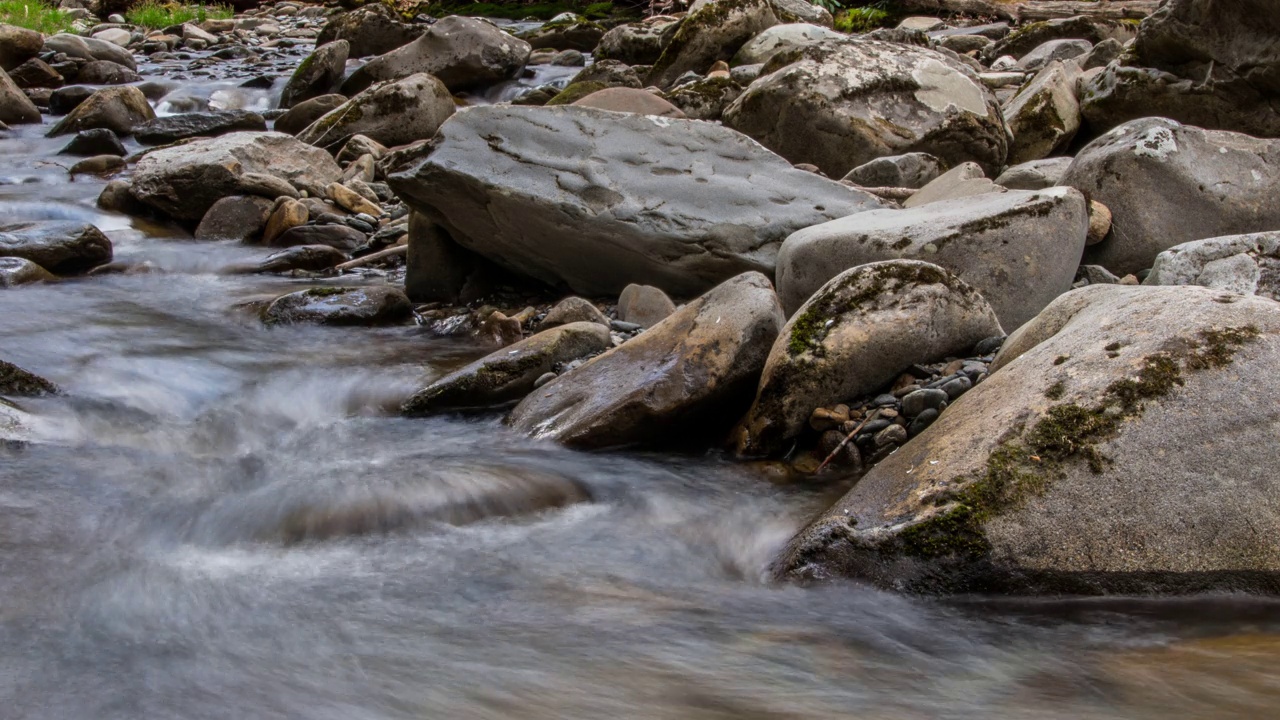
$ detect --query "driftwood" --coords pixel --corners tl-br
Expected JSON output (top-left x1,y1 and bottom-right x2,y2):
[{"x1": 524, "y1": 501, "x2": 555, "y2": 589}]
[
  {"x1": 894, "y1": 0, "x2": 1160, "y2": 21},
  {"x1": 335, "y1": 244, "x2": 407, "y2": 271}
]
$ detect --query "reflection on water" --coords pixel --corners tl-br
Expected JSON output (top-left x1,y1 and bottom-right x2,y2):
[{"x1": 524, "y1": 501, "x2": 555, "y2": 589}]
[{"x1": 1, "y1": 34, "x2": 1280, "y2": 720}]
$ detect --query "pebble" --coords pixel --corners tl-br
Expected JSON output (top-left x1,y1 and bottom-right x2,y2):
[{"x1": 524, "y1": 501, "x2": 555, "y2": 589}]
[
  {"x1": 874, "y1": 424, "x2": 907, "y2": 447},
  {"x1": 941, "y1": 375, "x2": 972, "y2": 400},
  {"x1": 873, "y1": 393, "x2": 898, "y2": 407},
  {"x1": 902, "y1": 388, "x2": 948, "y2": 418},
  {"x1": 533, "y1": 372, "x2": 556, "y2": 388},
  {"x1": 907, "y1": 408, "x2": 939, "y2": 436},
  {"x1": 610, "y1": 320, "x2": 642, "y2": 333}
]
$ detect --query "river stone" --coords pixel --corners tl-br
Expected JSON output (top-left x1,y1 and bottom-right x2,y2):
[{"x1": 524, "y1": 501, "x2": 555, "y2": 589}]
[
  {"x1": 646, "y1": 0, "x2": 780, "y2": 88},
  {"x1": 617, "y1": 283, "x2": 676, "y2": 328},
  {"x1": 298, "y1": 73, "x2": 455, "y2": 151},
  {"x1": 1014, "y1": 39, "x2": 1091, "y2": 72},
  {"x1": 58, "y1": 128, "x2": 125, "y2": 157},
  {"x1": 273, "y1": 94, "x2": 345, "y2": 136},
  {"x1": 252, "y1": 244, "x2": 347, "y2": 273},
  {"x1": 0, "y1": 221, "x2": 112, "y2": 274},
  {"x1": 994, "y1": 157, "x2": 1072, "y2": 190},
  {"x1": 0, "y1": 67, "x2": 40, "y2": 125},
  {"x1": 663, "y1": 76, "x2": 742, "y2": 121},
  {"x1": 337, "y1": 135, "x2": 387, "y2": 163},
  {"x1": 195, "y1": 195, "x2": 274, "y2": 242},
  {"x1": 386, "y1": 105, "x2": 889, "y2": 298},
  {"x1": 723, "y1": 39, "x2": 1010, "y2": 179},
  {"x1": 270, "y1": 224, "x2": 366, "y2": 251},
  {"x1": 262, "y1": 198, "x2": 309, "y2": 245},
  {"x1": 47, "y1": 86, "x2": 155, "y2": 137},
  {"x1": 541, "y1": 297, "x2": 610, "y2": 328},
  {"x1": 92, "y1": 27, "x2": 132, "y2": 47},
  {"x1": 517, "y1": 15, "x2": 605, "y2": 53},
  {"x1": 340, "y1": 16, "x2": 530, "y2": 96},
  {"x1": 842, "y1": 152, "x2": 945, "y2": 189},
  {"x1": 1002, "y1": 60, "x2": 1081, "y2": 165},
  {"x1": 0, "y1": 23, "x2": 43, "y2": 72},
  {"x1": 0, "y1": 357, "x2": 56, "y2": 395},
  {"x1": 69, "y1": 155, "x2": 125, "y2": 177},
  {"x1": 570, "y1": 87, "x2": 686, "y2": 118},
  {"x1": 778, "y1": 186, "x2": 1088, "y2": 330},
  {"x1": 731, "y1": 23, "x2": 844, "y2": 66},
  {"x1": 507, "y1": 271, "x2": 783, "y2": 449},
  {"x1": 983, "y1": 15, "x2": 1132, "y2": 63},
  {"x1": 1061, "y1": 118, "x2": 1280, "y2": 276},
  {"x1": 1144, "y1": 232, "x2": 1280, "y2": 299},
  {"x1": 315, "y1": 4, "x2": 424, "y2": 58},
  {"x1": 48, "y1": 85, "x2": 94, "y2": 116},
  {"x1": 403, "y1": 321, "x2": 613, "y2": 416},
  {"x1": 9, "y1": 58, "x2": 62, "y2": 89},
  {"x1": 262, "y1": 285, "x2": 413, "y2": 326},
  {"x1": 75, "y1": 60, "x2": 140, "y2": 85},
  {"x1": 0, "y1": 256, "x2": 56, "y2": 287},
  {"x1": 732, "y1": 261, "x2": 1000, "y2": 457},
  {"x1": 130, "y1": 132, "x2": 343, "y2": 222},
  {"x1": 902, "y1": 162, "x2": 1000, "y2": 208},
  {"x1": 279, "y1": 40, "x2": 349, "y2": 110},
  {"x1": 776, "y1": 284, "x2": 1280, "y2": 595},
  {"x1": 769, "y1": 0, "x2": 832, "y2": 27},
  {"x1": 594, "y1": 17, "x2": 681, "y2": 66},
  {"x1": 43, "y1": 33, "x2": 137, "y2": 71},
  {"x1": 568, "y1": 60, "x2": 643, "y2": 90},
  {"x1": 133, "y1": 110, "x2": 268, "y2": 145}
]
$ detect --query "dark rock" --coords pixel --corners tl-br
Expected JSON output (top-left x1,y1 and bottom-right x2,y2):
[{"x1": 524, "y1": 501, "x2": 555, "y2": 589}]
[
  {"x1": 133, "y1": 110, "x2": 268, "y2": 145},
  {"x1": 273, "y1": 93, "x2": 345, "y2": 136},
  {"x1": 270, "y1": 224, "x2": 366, "y2": 251},
  {"x1": 195, "y1": 195, "x2": 274, "y2": 242},
  {"x1": 0, "y1": 221, "x2": 112, "y2": 274},
  {"x1": 75, "y1": 60, "x2": 140, "y2": 85},
  {"x1": 46, "y1": 85, "x2": 155, "y2": 137},
  {"x1": 262, "y1": 285, "x2": 413, "y2": 326},
  {"x1": 58, "y1": 128, "x2": 125, "y2": 157},
  {"x1": 901, "y1": 388, "x2": 948, "y2": 417},
  {"x1": 48, "y1": 85, "x2": 94, "y2": 115}
]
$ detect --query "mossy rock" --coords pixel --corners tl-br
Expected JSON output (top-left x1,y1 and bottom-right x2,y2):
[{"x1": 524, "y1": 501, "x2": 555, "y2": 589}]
[
  {"x1": 545, "y1": 81, "x2": 608, "y2": 106},
  {"x1": 0, "y1": 359, "x2": 57, "y2": 396}
]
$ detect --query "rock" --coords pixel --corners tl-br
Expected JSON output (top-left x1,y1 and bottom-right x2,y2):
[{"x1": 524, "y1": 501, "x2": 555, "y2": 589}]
[
  {"x1": 938, "y1": 34, "x2": 992, "y2": 54},
  {"x1": 279, "y1": 40, "x2": 349, "y2": 109},
  {"x1": 1014, "y1": 39, "x2": 1091, "y2": 72},
  {"x1": 646, "y1": 0, "x2": 780, "y2": 88},
  {"x1": 769, "y1": 0, "x2": 832, "y2": 27},
  {"x1": 568, "y1": 59, "x2": 642, "y2": 90},
  {"x1": 252, "y1": 244, "x2": 347, "y2": 273},
  {"x1": 507, "y1": 271, "x2": 783, "y2": 449},
  {"x1": 133, "y1": 110, "x2": 267, "y2": 145},
  {"x1": 69, "y1": 155, "x2": 125, "y2": 177},
  {"x1": 9, "y1": 58, "x2": 62, "y2": 89},
  {"x1": 983, "y1": 15, "x2": 1132, "y2": 63},
  {"x1": 403, "y1": 321, "x2": 613, "y2": 415},
  {"x1": 0, "y1": 256, "x2": 56, "y2": 287},
  {"x1": 0, "y1": 221, "x2": 112, "y2": 274},
  {"x1": 1002, "y1": 60, "x2": 1081, "y2": 165},
  {"x1": 262, "y1": 285, "x2": 413, "y2": 326},
  {"x1": 778, "y1": 186, "x2": 1088, "y2": 330},
  {"x1": 48, "y1": 85, "x2": 94, "y2": 116},
  {"x1": 1145, "y1": 231, "x2": 1280, "y2": 299},
  {"x1": 262, "y1": 198, "x2": 309, "y2": 245},
  {"x1": 274, "y1": 94, "x2": 346, "y2": 136},
  {"x1": 842, "y1": 152, "x2": 945, "y2": 190},
  {"x1": 75, "y1": 60, "x2": 140, "y2": 85},
  {"x1": 1086, "y1": 200, "x2": 1111, "y2": 246},
  {"x1": 341, "y1": 16, "x2": 530, "y2": 95},
  {"x1": 901, "y1": 387, "x2": 948, "y2": 417},
  {"x1": 617, "y1": 283, "x2": 676, "y2": 328},
  {"x1": 315, "y1": 4, "x2": 424, "y2": 58},
  {"x1": 195, "y1": 195, "x2": 274, "y2": 242},
  {"x1": 298, "y1": 73, "x2": 455, "y2": 150},
  {"x1": 776, "y1": 285, "x2": 1280, "y2": 594},
  {"x1": 731, "y1": 23, "x2": 844, "y2": 66},
  {"x1": 238, "y1": 172, "x2": 301, "y2": 201},
  {"x1": 92, "y1": 27, "x2": 132, "y2": 47},
  {"x1": 899, "y1": 16, "x2": 945, "y2": 32},
  {"x1": 1079, "y1": 37, "x2": 1123, "y2": 70},
  {"x1": 994, "y1": 157, "x2": 1072, "y2": 190},
  {"x1": 0, "y1": 67, "x2": 40, "y2": 125},
  {"x1": 732, "y1": 261, "x2": 1000, "y2": 456},
  {"x1": 662, "y1": 75, "x2": 742, "y2": 121},
  {"x1": 270, "y1": 223, "x2": 366, "y2": 251},
  {"x1": 327, "y1": 182, "x2": 380, "y2": 217},
  {"x1": 402, "y1": 212, "x2": 490, "y2": 303},
  {"x1": 58, "y1": 128, "x2": 125, "y2": 157},
  {"x1": 0, "y1": 357, "x2": 56, "y2": 395},
  {"x1": 723, "y1": 39, "x2": 1010, "y2": 179},
  {"x1": 541, "y1": 297, "x2": 610, "y2": 328},
  {"x1": 130, "y1": 132, "x2": 343, "y2": 222},
  {"x1": 386, "y1": 105, "x2": 888, "y2": 298},
  {"x1": 517, "y1": 14, "x2": 605, "y2": 52},
  {"x1": 43, "y1": 33, "x2": 137, "y2": 71},
  {"x1": 570, "y1": 87, "x2": 686, "y2": 117},
  {"x1": 903, "y1": 162, "x2": 1000, "y2": 208},
  {"x1": 1061, "y1": 118, "x2": 1280, "y2": 276},
  {"x1": 0, "y1": 23, "x2": 43, "y2": 72},
  {"x1": 594, "y1": 17, "x2": 681, "y2": 66},
  {"x1": 337, "y1": 135, "x2": 388, "y2": 164},
  {"x1": 47, "y1": 86, "x2": 155, "y2": 137},
  {"x1": 96, "y1": 180, "x2": 144, "y2": 215}
]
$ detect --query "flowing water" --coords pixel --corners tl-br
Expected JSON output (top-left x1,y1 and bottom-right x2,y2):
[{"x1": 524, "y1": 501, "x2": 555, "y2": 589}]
[{"x1": 3, "y1": 41, "x2": 1280, "y2": 720}]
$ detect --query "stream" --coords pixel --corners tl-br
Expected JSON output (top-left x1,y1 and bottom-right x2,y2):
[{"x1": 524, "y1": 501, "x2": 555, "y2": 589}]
[{"x1": 2, "y1": 29, "x2": 1280, "y2": 720}]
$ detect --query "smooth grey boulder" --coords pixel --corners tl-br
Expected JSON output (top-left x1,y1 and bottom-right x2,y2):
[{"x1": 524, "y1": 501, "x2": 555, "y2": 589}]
[
  {"x1": 340, "y1": 16, "x2": 530, "y2": 95},
  {"x1": 279, "y1": 40, "x2": 349, "y2": 110},
  {"x1": 723, "y1": 39, "x2": 1010, "y2": 179},
  {"x1": 133, "y1": 110, "x2": 267, "y2": 145},
  {"x1": 1002, "y1": 60, "x2": 1081, "y2": 164},
  {"x1": 731, "y1": 23, "x2": 844, "y2": 66},
  {"x1": 262, "y1": 285, "x2": 413, "y2": 326},
  {"x1": 733, "y1": 261, "x2": 1001, "y2": 457},
  {"x1": 298, "y1": 73, "x2": 455, "y2": 150},
  {"x1": 778, "y1": 186, "x2": 1089, "y2": 330},
  {"x1": 0, "y1": 256, "x2": 56, "y2": 287},
  {"x1": 994, "y1": 157, "x2": 1072, "y2": 190},
  {"x1": 776, "y1": 284, "x2": 1280, "y2": 595},
  {"x1": 0, "y1": 23, "x2": 43, "y2": 72},
  {"x1": 1145, "y1": 231, "x2": 1280, "y2": 299},
  {"x1": 842, "y1": 152, "x2": 946, "y2": 190},
  {"x1": 646, "y1": 0, "x2": 780, "y2": 88},
  {"x1": 1061, "y1": 118, "x2": 1280, "y2": 276},
  {"x1": 594, "y1": 17, "x2": 681, "y2": 66},
  {"x1": 1014, "y1": 39, "x2": 1091, "y2": 72},
  {"x1": 506, "y1": 271, "x2": 784, "y2": 449},
  {"x1": 617, "y1": 283, "x2": 676, "y2": 328},
  {"x1": 0, "y1": 221, "x2": 112, "y2": 274},
  {"x1": 403, "y1": 321, "x2": 613, "y2": 415},
  {"x1": 47, "y1": 86, "x2": 155, "y2": 137},
  {"x1": 769, "y1": 0, "x2": 832, "y2": 27},
  {"x1": 386, "y1": 105, "x2": 889, "y2": 298},
  {"x1": 43, "y1": 33, "x2": 137, "y2": 71},
  {"x1": 131, "y1": 132, "x2": 343, "y2": 222},
  {"x1": 0, "y1": 67, "x2": 40, "y2": 125},
  {"x1": 315, "y1": 5, "x2": 423, "y2": 58}
]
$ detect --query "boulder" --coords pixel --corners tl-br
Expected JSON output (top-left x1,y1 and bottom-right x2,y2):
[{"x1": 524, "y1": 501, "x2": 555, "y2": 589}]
[
  {"x1": 723, "y1": 39, "x2": 1010, "y2": 179},
  {"x1": 594, "y1": 17, "x2": 681, "y2": 66},
  {"x1": 9, "y1": 58, "x2": 62, "y2": 89},
  {"x1": 75, "y1": 60, "x2": 140, "y2": 85},
  {"x1": 506, "y1": 271, "x2": 784, "y2": 448},
  {"x1": 195, "y1": 195, "x2": 274, "y2": 242},
  {"x1": 48, "y1": 85, "x2": 94, "y2": 116},
  {"x1": 1061, "y1": 118, "x2": 1280, "y2": 276},
  {"x1": 340, "y1": 16, "x2": 530, "y2": 95},
  {"x1": 386, "y1": 105, "x2": 889, "y2": 298},
  {"x1": 0, "y1": 67, "x2": 41, "y2": 125},
  {"x1": 567, "y1": 59, "x2": 642, "y2": 90},
  {"x1": 734, "y1": 260, "x2": 1002, "y2": 456},
  {"x1": 570, "y1": 87, "x2": 685, "y2": 117},
  {"x1": 133, "y1": 110, "x2": 267, "y2": 145},
  {"x1": 983, "y1": 15, "x2": 1132, "y2": 63},
  {"x1": 776, "y1": 285, "x2": 1280, "y2": 595},
  {"x1": 0, "y1": 23, "x2": 43, "y2": 72},
  {"x1": 517, "y1": 15, "x2": 606, "y2": 53},
  {"x1": 0, "y1": 256, "x2": 56, "y2": 287},
  {"x1": 0, "y1": 221, "x2": 112, "y2": 274},
  {"x1": 403, "y1": 321, "x2": 613, "y2": 415},
  {"x1": 251, "y1": 244, "x2": 347, "y2": 273},
  {"x1": 1145, "y1": 231, "x2": 1280, "y2": 299},
  {"x1": 778, "y1": 186, "x2": 1089, "y2": 330},
  {"x1": 617, "y1": 283, "x2": 676, "y2": 328},
  {"x1": 315, "y1": 4, "x2": 424, "y2": 58},
  {"x1": 43, "y1": 33, "x2": 137, "y2": 71},
  {"x1": 47, "y1": 86, "x2": 155, "y2": 137},
  {"x1": 92, "y1": 27, "x2": 132, "y2": 47},
  {"x1": 663, "y1": 76, "x2": 742, "y2": 121},
  {"x1": 297, "y1": 73, "x2": 455, "y2": 150},
  {"x1": 1002, "y1": 60, "x2": 1081, "y2": 165},
  {"x1": 270, "y1": 224, "x2": 367, "y2": 251},
  {"x1": 273, "y1": 94, "x2": 345, "y2": 136},
  {"x1": 262, "y1": 285, "x2": 413, "y2": 326},
  {"x1": 541, "y1": 297, "x2": 610, "y2": 328},
  {"x1": 731, "y1": 23, "x2": 844, "y2": 66},
  {"x1": 843, "y1": 152, "x2": 945, "y2": 189},
  {"x1": 130, "y1": 132, "x2": 343, "y2": 222},
  {"x1": 58, "y1": 128, "x2": 126, "y2": 157},
  {"x1": 769, "y1": 0, "x2": 832, "y2": 28},
  {"x1": 994, "y1": 157, "x2": 1072, "y2": 190},
  {"x1": 646, "y1": 0, "x2": 780, "y2": 88},
  {"x1": 902, "y1": 162, "x2": 1000, "y2": 208},
  {"x1": 262, "y1": 198, "x2": 308, "y2": 245},
  {"x1": 1014, "y1": 39, "x2": 1091, "y2": 72},
  {"x1": 279, "y1": 40, "x2": 349, "y2": 110}
]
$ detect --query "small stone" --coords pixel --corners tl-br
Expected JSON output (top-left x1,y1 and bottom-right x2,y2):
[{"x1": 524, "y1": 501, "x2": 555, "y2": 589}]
[
  {"x1": 874, "y1": 423, "x2": 908, "y2": 447},
  {"x1": 878, "y1": 407, "x2": 898, "y2": 419},
  {"x1": 609, "y1": 320, "x2": 642, "y2": 333},
  {"x1": 861, "y1": 418, "x2": 892, "y2": 435},
  {"x1": 907, "y1": 407, "x2": 939, "y2": 436},
  {"x1": 69, "y1": 155, "x2": 125, "y2": 176},
  {"x1": 1087, "y1": 200, "x2": 1112, "y2": 246},
  {"x1": 263, "y1": 198, "x2": 308, "y2": 245},
  {"x1": 1119, "y1": 274, "x2": 1140, "y2": 286},
  {"x1": 942, "y1": 359, "x2": 965, "y2": 376},
  {"x1": 940, "y1": 375, "x2": 972, "y2": 399},
  {"x1": 892, "y1": 383, "x2": 921, "y2": 398},
  {"x1": 873, "y1": 394, "x2": 898, "y2": 407},
  {"x1": 328, "y1": 182, "x2": 382, "y2": 217},
  {"x1": 809, "y1": 406, "x2": 844, "y2": 432},
  {"x1": 542, "y1": 296, "x2": 609, "y2": 328},
  {"x1": 534, "y1": 372, "x2": 556, "y2": 388},
  {"x1": 973, "y1": 335, "x2": 1005, "y2": 356},
  {"x1": 59, "y1": 128, "x2": 125, "y2": 157},
  {"x1": 901, "y1": 388, "x2": 948, "y2": 418}
]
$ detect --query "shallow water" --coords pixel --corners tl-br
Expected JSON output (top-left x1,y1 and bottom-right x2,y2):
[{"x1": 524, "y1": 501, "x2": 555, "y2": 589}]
[{"x1": 3, "y1": 37, "x2": 1280, "y2": 720}]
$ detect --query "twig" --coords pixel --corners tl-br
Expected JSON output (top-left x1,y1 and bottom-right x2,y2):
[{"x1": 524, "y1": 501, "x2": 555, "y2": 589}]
[
  {"x1": 814, "y1": 409, "x2": 880, "y2": 474},
  {"x1": 335, "y1": 244, "x2": 406, "y2": 271}
]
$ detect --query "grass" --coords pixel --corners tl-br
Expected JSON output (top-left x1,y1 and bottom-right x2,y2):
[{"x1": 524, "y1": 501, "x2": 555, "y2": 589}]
[
  {"x1": 125, "y1": 0, "x2": 232, "y2": 29},
  {"x1": 0, "y1": 0, "x2": 77, "y2": 34},
  {"x1": 834, "y1": 2, "x2": 892, "y2": 33},
  {"x1": 423, "y1": 0, "x2": 634, "y2": 20}
]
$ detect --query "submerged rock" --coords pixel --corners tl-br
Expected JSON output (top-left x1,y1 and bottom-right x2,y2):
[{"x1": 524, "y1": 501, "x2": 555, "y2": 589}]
[
  {"x1": 262, "y1": 285, "x2": 413, "y2": 327},
  {"x1": 0, "y1": 221, "x2": 112, "y2": 274},
  {"x1": 0, "y1": 357, "x2": 56, "y2": 395},
  {"x1": 132, "y1": 110, "x2": 267, "y2": 145},
  {"x1": 0, "y1": 256, "x2": 56, "y2": 287}
]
